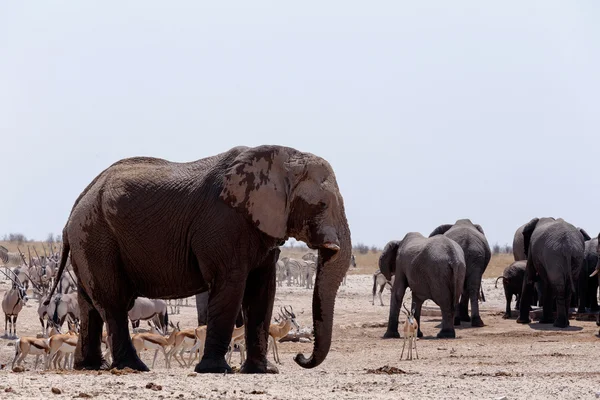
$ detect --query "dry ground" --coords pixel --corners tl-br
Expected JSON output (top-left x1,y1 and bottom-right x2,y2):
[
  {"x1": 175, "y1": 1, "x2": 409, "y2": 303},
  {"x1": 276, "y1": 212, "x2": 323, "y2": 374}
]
[{"x1": 1, "y1": 273, "x2": 600, "y2": 399}]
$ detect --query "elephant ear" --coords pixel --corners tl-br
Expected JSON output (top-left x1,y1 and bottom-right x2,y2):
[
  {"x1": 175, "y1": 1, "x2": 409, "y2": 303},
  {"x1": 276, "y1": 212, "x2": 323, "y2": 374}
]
[
  {"x1": 379, "y1": 240, "x2": 401, "y2": 280},
  {"x1": 220, "y1": 146, "x2": 295, "y2": 239},
  {"x1": 429, "y1": 224, "x2": 453, "y2": 238},
  {"x1": 522, "y1": 218, "x2": 540, "y2": 257},
  {"x1": 579, "y1": 228, "x2": 591, "y2": 241},
  {"x1": 474, "y1": 224, "x2": 486, "y2": 236}
]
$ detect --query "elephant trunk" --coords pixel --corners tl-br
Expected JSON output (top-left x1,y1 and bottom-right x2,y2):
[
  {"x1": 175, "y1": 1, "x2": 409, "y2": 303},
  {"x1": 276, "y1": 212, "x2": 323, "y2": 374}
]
[{"x1": 294, "y1": 223, "x2": 351, "y2": 369}]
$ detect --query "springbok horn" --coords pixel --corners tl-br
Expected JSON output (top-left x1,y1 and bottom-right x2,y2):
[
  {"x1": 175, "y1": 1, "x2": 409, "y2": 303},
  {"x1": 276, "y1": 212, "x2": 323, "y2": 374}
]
[{"x1": 402, "y1": 302, "x2": 410, "y2": 315}]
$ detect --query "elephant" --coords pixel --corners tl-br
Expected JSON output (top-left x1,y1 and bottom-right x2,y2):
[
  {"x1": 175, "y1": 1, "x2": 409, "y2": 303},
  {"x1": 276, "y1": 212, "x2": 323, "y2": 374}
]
[
  {"x1": 496, "y1": 261, "x2": 538, "y2": 319},
  {"x1": 380, "y1": 232, "x2": 466, "y2": 339},
  {"x1": 45, "y1": 145, "x2": 351, "y2": 374},
  {"x1": 513, "y1": 223, "x2": 527, "y2": 262},
  {"x1": 577, "y1": 234, "x2": 598, "y2": 313},
  {"x1": 429, "y1": 219, "x2": 491, "y2": 327},
  {"x1": 517, "y1": 217, "x2": 586, "y2": 328},
  {"x1": 514, "y1": 220, "x2": 589, "y2": 309}
]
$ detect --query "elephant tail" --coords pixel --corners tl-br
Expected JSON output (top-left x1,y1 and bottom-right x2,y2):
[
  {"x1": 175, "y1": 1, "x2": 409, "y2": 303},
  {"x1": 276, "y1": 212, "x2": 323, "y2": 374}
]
[
  {"x1": 372, "y1": 273, "x2": 378, "y2": 298},
  {"x1": 567, "y1": 257, "x2": 576, "y2": 294},
  {"x1": 495, "y1": 276, "x2": 503, "y2": 288},
  {"x1": 44, "y1": 233, "x2": 70, "y2": 307}
]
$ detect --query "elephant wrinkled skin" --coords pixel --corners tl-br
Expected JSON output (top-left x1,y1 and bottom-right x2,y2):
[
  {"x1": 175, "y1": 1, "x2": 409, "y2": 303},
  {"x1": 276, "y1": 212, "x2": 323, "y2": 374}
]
[{"x1": 46, "y1": 145, "x2": 351, "y2": 374}]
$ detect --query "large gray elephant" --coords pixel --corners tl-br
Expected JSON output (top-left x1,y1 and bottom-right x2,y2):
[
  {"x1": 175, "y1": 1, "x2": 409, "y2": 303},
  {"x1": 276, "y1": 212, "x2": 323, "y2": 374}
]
[
  {"x1": 515, "y1": 221, "x2": 590, "y2": 309},
  {"x1": 517, "y1": 217, "x2": 586, "y2": 327},
  {"x1": 429, "y1": 219, "x2": 490, "y2": 327},
  {"x1": 380, "y1": 232, "x2": 466, "y2": 339},
  {"x1": 45, "y1": 145, "x2": 351, "y2": 374}
]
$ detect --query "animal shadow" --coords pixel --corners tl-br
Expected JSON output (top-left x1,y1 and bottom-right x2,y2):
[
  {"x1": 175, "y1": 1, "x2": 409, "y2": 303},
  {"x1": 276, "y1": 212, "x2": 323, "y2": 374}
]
[{"x1": 527, "y1": 323, "x2": 583, "y2": 332}]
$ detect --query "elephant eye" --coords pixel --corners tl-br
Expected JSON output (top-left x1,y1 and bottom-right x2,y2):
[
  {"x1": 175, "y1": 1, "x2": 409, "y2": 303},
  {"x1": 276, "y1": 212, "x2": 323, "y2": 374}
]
[{"x1": 318, "y1": 201, "x2": 327, "y2": 211}]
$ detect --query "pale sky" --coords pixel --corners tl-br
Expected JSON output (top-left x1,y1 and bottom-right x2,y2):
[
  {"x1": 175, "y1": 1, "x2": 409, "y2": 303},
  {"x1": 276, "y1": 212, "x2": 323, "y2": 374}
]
[{"x1": 1, "y1": 2, "x2": 599, "y2": 248}]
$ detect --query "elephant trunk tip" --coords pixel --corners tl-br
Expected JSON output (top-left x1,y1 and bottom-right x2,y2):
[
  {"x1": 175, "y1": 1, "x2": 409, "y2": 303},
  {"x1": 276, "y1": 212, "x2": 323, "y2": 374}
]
[{"x1": 294, "y1": 353, "x2": 319, "y2": 369}]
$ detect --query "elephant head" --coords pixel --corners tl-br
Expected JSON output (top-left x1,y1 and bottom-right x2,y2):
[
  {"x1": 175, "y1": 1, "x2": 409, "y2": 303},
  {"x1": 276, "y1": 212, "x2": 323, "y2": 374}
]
[
  {"x1": 220, "y1": 145, "x2": 351, "y2": 369},
  {"x1": 379, "y1": 240, "x2": 402, "y2": 281}
]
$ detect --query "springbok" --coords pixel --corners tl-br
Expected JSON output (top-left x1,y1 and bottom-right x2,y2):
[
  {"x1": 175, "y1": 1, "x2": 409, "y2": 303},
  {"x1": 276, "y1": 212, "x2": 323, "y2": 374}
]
[
  {"x1": 268, "y1": 306, "x2": 299, "y2": 364},
  {"x1": 401, "y1": 303, "x2": 419, "y2": 361},
  {"x1": 225, "y1": 324, "x2": 246, "y2": 366},
  {"x1": 46, "y1": 321, "x2": 78, "y2": 370},
  {"x1": 12, "y1": 336, "x2": 50, "y2": 370},
  {"x1": 131, "y1": 322, "x2": 176, "y2": 369},
  {"x1": 1, "y1": 268, "x2": 29, "y2": 338},
  {"x1": 187, "y1": 325, "x2": 207, "y2": 367},
  {"x1": 167, "y1": 322, "x2": 197, "y2": 367}
]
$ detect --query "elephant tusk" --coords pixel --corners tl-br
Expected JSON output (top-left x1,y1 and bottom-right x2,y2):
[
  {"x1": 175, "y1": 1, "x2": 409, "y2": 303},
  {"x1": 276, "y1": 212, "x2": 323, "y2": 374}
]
[
  {"x1": 590, "y1": 269, "x2": 599, "y2": 277},
  {"x1": 322, "y1": 243, "x2": 340, "y2": 251}
]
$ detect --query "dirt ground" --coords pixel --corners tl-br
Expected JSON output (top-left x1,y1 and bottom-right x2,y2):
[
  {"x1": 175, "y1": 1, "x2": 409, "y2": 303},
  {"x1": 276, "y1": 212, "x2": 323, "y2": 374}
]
[{"x1": 1, "y1": 275, "x2": 599, "y2": 400}]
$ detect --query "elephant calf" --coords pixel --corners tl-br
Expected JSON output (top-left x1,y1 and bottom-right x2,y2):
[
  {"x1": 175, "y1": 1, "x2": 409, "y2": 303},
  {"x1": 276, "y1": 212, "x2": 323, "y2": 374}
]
[
  {"x1": 380, "y1": 232, "x2": 466, "y2": 339},
  {"x1": 497, "y1": 261, "x2": 527, "y2": 319}
]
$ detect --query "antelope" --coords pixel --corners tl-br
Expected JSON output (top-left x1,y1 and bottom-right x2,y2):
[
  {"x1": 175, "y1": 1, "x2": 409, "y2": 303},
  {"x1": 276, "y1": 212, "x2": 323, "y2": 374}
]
[
  {"x1": 12, "y1": 336, "x2": 50, "y2": 370},
  {"x1": 131, "y1": 322, "x2": 176, "y2": 369},
  {"x1": 128, "y1": 297, "x2": 169, "y2": 334},
  {"x1": 46, "y1": 321, "x2": 79, "y2": 370},
  {"x1": 167, "y1": 322, "x2": 197, "y2": 367},
  {"x1": 372, "y1": 270, "x2": 395, "y2": 306},
  {"x1": 1, "y1": 268, "x2": 29, "y2": 338},
  {"x1": 102, "y1": 329, "x2": 112, "y2": 364},
  {"x1": 47, "y1": 292, "x2": 80, "y2": 330},
  {"x1": 400, "y1": 303, "x2": 419, "y2": 361},
  {"x1": 268, "y1": 306, "x2": 299, "y2": 364},
  {"x1": 226, "y1": 324, "x2": 246, "y2": 366},
  {"x1": 343, "y1": 253, "x2": 357, "y2": 285},
  {"x1": 186, "y1": 325, "x2": 207, "y2": 367}
]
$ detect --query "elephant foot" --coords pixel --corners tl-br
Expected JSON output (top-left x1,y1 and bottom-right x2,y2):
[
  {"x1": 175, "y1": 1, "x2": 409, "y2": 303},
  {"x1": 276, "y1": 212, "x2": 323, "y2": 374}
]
[
  {"x1": 110, "y1": 356, "x2": 149, "y2": 372},
  {"x1": 460, "y1": 315, "x2": 471, "y2": 323},
  {"x1": 453, "y1": 317, "x2": 461, "y2": 326},
  {"x1": 382, "y1": 330, "x2": 400, "y2": 339},
  {"x1": 417, "y1": 330, "x2": 423, "y2": 338},
  {"x1": 538, "y1": 317, "x2": 554, "y2": 324},
  {"x1": 240, "y1": 359, "x2": 278, "y2": 374},
  {"x1": 195, "y1": 357, "x2": 232, "y2": 374},
  {"x1": 516, "y1": 317, "x2": 531, "y2": 324},
  {"x1": 471, "y1": 316, "x2": 484, "y2": 327},
  {"x1": 437, "y1": 329, "x2": 456, "y2": 339},
  {"x1": 591, "y1": 305, "x2": 600, "y2": 312},
  {"x1": 576, "y1": 307, "x2": 586, "y2": 314},
  {"x1": 74, "y1": 357, "x2": 106, "y2": 371},
  {"x1": 553, "y1": 318, "x2": 569, "y2": 328},
  {"x1": 502, "y1": 313, "x2": 511, "y2": 319}
]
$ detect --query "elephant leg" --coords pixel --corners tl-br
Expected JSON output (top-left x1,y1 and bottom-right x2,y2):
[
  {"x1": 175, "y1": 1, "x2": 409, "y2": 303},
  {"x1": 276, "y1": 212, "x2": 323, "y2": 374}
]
[
  {"x1": 577, "y1": 264, "x2": 587, "y2": 314},
  {"x1": 74, "y1": 287, "x2": 106, "y2": 370},
  {"x1": 383, "y1": 276, "x2": 407, "y2": 339},
  {"x1": 240, "y1": 249, "x2": 279, "y2": 374},
  {"x1": 515, "y1": 293, "x2": 521, "y2": 311},
  {"x1": 195, "y1": 279, "x2": 245, "y2": 374},
  {"x1": 554, "y1": 283, "x2": 569, "y2": 328},
  {"x1": 457, "y1": 291, "x2": 470, "y2": 324},
  {"x1": 469, "y1": 274, "x2": 484, "y2": 327},
  {"x1": 503, "y1": 285, "x2": 512, "y2": 319},
  {"x1": 591, "y1": 278, "x2": 600, "y2": 312},
  {"x1": 412, "y1": 298, "x2": 424, "y2": 338},
  {"x1": 103, "y1": 307, "x2": 147, "y2": 371},
  {"x1": 539, "y1": 281, "x2": 554, "y2": 324},
  {"x1": 517, "y1": 259, "x2": 536, "y2": 324}
]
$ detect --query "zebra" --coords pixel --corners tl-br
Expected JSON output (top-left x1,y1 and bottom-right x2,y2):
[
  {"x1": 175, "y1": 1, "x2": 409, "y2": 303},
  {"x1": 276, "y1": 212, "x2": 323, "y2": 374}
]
[
  {"x1": 0, "y1": 246, "x2": 25, "y2": 268},
  {"x1": 372, "y1": 269, "x2": 395, "y2": 306}
]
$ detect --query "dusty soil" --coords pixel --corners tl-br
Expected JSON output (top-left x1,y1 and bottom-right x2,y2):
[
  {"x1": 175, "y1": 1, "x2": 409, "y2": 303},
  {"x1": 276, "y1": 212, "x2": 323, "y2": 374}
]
[{"x1": 1, "y1": 276, "x2": 599, "y2": 400}]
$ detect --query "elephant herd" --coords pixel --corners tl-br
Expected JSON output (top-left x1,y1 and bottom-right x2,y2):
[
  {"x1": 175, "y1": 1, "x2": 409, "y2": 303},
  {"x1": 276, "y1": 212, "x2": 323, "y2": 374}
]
[
  {"x1": 381, "y1": 216, "x2": 595, "y2": 341},
  {"x1": 33, "y1": 144, "x2": 598, "y2": 375}
]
